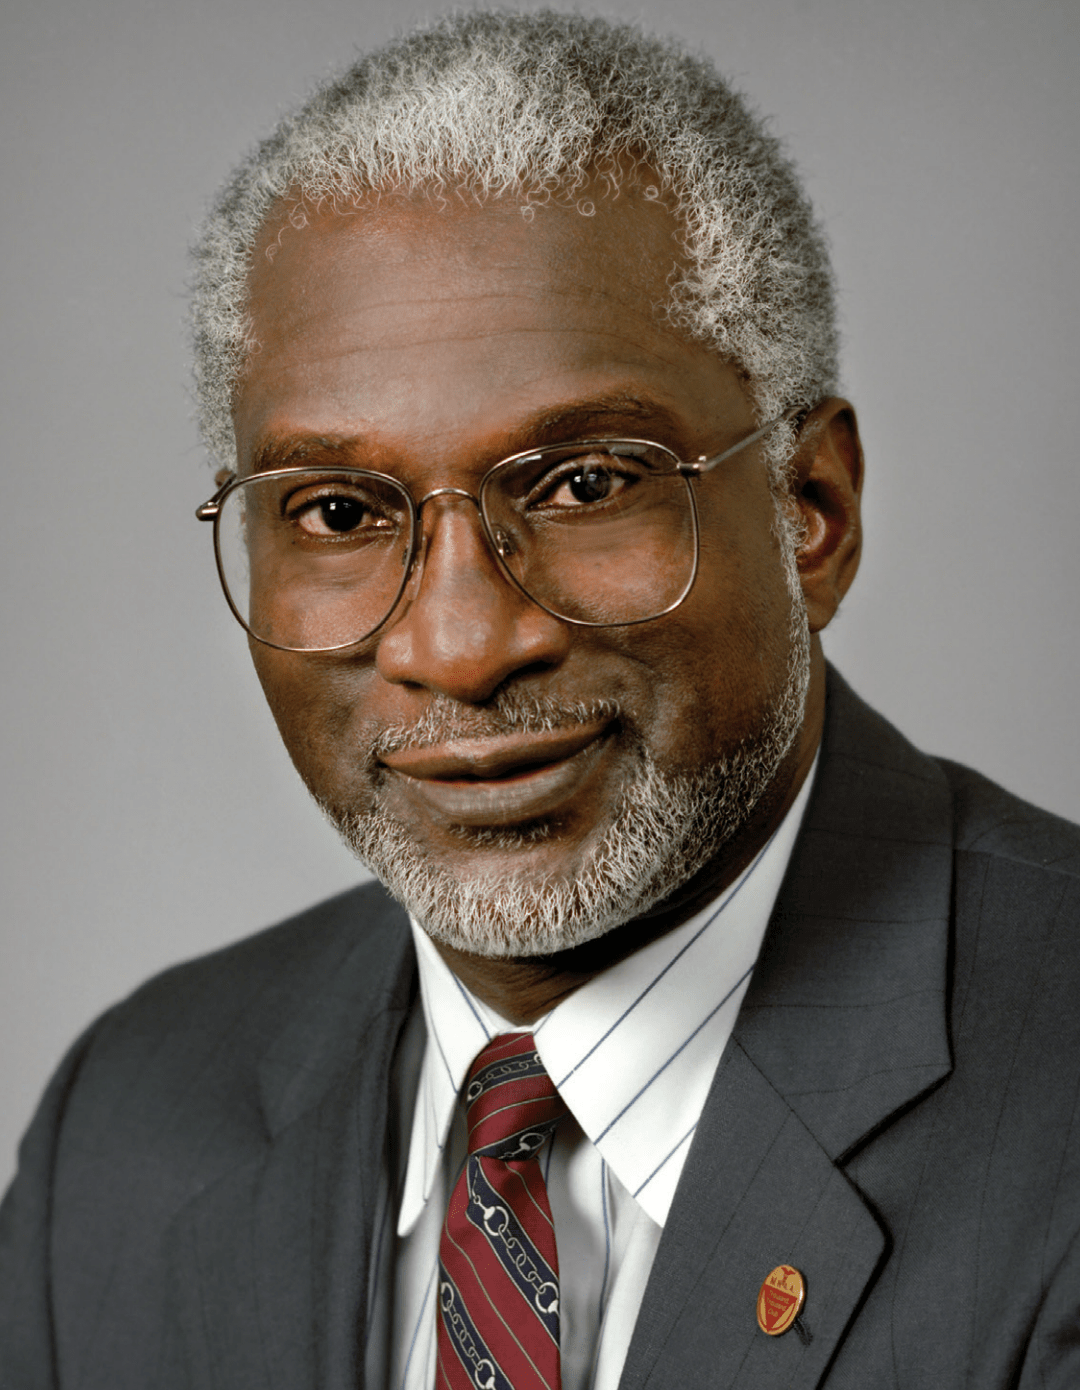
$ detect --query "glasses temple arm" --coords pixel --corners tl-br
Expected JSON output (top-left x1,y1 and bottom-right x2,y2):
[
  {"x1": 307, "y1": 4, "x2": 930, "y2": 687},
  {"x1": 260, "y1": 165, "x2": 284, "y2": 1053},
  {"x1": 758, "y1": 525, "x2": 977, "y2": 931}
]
[
  {"x1": 195, "y1": 471, "x2": 238, "y2": 521},
  {"x1": 681, "y1": 404, "x2": 804, "y2": 477}
]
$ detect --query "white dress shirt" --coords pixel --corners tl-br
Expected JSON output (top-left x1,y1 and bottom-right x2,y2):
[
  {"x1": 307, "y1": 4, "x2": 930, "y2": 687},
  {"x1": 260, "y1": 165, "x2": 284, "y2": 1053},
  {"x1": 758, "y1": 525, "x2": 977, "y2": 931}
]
[{"x1": 365, "y1": 763, "x2": 815, "y2": 1389}]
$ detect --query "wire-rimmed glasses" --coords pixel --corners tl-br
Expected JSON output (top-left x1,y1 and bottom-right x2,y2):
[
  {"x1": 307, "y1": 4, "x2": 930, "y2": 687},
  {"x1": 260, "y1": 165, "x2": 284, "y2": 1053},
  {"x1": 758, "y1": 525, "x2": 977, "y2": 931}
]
[{"x1": 195, "y1": 408, "x2": 798, "y2": 653}]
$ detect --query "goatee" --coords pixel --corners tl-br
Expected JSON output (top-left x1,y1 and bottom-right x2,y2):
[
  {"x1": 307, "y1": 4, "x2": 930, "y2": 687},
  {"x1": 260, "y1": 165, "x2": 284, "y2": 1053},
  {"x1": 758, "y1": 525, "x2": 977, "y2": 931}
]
[{"x1": 317, "y1": 596, "x2": 810, "y2": 958}]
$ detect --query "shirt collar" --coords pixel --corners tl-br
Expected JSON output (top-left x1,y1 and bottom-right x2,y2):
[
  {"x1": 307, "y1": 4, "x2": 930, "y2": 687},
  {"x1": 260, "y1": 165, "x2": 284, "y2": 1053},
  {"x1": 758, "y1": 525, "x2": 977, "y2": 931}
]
[{"x1": 397, "y1": 757, "x2": 816, "y2": 1234}]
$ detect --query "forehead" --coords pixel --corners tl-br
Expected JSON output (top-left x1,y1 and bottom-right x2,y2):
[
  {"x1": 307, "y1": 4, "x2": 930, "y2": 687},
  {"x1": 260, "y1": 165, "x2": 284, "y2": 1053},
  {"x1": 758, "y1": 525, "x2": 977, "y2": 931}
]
[{"x1": 235, "y1": 186, "x2": 751, "y2": 470}]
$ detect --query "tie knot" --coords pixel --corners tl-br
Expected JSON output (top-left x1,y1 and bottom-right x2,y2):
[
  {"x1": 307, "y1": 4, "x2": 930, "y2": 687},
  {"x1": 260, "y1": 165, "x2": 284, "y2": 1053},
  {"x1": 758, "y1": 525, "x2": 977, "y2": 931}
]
[{"x1": 464, "y1": 1033, "x2": 567, "y2": 1162}]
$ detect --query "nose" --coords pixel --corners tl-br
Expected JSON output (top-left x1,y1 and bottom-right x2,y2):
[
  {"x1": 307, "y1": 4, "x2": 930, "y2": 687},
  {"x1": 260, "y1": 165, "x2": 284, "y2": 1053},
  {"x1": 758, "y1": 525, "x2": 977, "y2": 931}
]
[{"x1": 373, "y1": 492, "x2": 571, "y2": 703}]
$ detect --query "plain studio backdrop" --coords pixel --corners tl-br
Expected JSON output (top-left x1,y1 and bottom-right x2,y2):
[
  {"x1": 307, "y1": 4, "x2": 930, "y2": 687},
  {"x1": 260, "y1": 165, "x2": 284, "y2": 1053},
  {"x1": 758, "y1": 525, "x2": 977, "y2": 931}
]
[{"x1": 1, "y1": 0, "x2": 1077, "y2": 1184}]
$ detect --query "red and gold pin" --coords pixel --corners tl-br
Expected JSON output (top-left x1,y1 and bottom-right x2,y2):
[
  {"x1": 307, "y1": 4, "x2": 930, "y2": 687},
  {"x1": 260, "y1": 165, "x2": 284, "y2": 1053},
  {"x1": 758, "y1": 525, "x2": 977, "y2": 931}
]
[{"x1": 756, "y1": 1265, "x2": 806, "y2": 1336}]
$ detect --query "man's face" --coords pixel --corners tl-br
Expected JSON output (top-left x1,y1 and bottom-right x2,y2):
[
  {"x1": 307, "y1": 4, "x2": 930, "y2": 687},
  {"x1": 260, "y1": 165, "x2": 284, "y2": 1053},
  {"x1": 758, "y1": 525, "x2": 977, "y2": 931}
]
[{"x1": 235, "y1": 186, "x2": 811, "y2": 957}]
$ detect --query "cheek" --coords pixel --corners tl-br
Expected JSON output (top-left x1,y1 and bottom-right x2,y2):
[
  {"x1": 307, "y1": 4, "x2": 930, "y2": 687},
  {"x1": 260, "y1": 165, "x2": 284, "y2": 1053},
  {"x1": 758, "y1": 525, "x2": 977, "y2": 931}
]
[
  {"x1": 250, "y1": 647, "x2": 380, "y2": 797},
  {"x1": 693, "y1": 477, "x2": 796, "y2": 642},
  {"x1": 635, "y1": 544, "x2": 796, "y2": 756},
  {"x1": 592, "y1": 608, "x2": 787, "y2": 775},
  {"x1": 694, "y1": 535, "x2": 794, "y2": 665}
]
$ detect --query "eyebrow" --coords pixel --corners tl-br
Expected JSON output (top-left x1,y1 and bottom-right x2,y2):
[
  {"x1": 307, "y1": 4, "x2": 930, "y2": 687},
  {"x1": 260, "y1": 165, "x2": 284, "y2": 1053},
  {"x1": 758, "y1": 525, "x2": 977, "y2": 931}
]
[
  {"x1": 247, "y1": 434, "x2": 366, "y2": 476},
  {"x1": 520, "y1": 393, "x2": 686, "y2": 447},
  {"x1": 244, "y1": 392, "x2": 690, "y2": 477}
]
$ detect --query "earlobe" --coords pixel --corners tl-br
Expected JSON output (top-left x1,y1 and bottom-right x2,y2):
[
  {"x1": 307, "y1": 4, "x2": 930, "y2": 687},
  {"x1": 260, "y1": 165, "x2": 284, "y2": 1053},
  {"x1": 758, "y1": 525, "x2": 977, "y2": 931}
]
[{"x1": 790, "y1": 398, "x2": 864, "y2": 633}]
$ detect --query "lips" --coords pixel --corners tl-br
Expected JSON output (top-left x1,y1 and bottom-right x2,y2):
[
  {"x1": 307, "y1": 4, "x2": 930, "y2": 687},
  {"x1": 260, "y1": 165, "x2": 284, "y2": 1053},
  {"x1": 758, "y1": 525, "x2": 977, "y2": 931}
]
[{"x1": 379, "y1": 721, "x2": 613, "y2": 825}]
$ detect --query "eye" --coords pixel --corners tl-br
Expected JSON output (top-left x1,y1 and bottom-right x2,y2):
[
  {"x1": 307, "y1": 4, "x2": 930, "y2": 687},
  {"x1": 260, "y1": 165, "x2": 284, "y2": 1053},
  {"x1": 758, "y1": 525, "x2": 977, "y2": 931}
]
[
  {"x1": 295, "y1": 495, "x2": 370, "y2": 536},
  {"x1": 283, "y1": 482, "x2": 400, "y2": 539},
  {"x1": 530, "y1": 450, "x2": 645, "y2": 511},
  {"x1": 558, "y1": 461, "x2": 621, "y2": 505}
]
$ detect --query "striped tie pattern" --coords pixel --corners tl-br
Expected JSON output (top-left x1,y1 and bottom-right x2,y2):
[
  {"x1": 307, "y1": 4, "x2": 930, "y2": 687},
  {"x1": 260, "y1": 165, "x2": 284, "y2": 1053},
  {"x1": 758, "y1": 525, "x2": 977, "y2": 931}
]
[{"x1": 437, "y1": 1033, "x2": 568, "y2": 1390}]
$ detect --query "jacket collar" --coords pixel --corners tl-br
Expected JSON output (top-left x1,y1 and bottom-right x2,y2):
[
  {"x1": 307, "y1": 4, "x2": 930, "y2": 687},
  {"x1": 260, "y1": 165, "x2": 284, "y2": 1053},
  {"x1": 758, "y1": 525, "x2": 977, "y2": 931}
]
[{"x1": 735, "y1": 663, "x2": 954, "y2": 1160}]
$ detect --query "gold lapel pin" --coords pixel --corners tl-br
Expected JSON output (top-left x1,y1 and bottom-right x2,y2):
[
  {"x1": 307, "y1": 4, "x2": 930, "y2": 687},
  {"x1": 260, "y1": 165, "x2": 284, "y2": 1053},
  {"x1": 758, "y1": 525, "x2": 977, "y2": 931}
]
[{"x1": 756, "y1": 1264, "x2": 806, "y2": 1336}]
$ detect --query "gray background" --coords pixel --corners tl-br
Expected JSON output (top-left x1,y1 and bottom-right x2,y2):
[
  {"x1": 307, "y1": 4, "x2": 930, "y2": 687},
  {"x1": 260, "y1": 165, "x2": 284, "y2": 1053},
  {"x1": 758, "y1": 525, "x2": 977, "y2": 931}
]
[{"x1": 1, "y1": 0, "x2": 1076, "y2": 1184}]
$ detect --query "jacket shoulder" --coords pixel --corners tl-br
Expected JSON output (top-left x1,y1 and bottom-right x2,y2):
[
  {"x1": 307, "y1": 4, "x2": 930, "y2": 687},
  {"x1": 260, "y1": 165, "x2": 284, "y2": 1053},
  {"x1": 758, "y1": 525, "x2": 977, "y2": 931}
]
[
  {"x1": 0, "y1": 882, "x2": 414, "y2": 1386},
  {"x1": 69, "y1": 878, "x2": 414, "y2": 1124},
  {"x1": 98, "y1": 877, "x2": 412, "y2": 1034},
  {"x1": 936, "y1": 757, "x2": 1080, "y2": 879}
]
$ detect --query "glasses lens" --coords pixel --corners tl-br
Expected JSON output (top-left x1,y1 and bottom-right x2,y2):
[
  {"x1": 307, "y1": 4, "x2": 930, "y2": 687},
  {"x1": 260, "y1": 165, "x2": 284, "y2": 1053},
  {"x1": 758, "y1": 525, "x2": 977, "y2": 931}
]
[
  {"x1": 481, "y1": 442, "x2": 697, "y2": 625},
  {"x1": 216, "y1": 469, "x2": 413, "y2": 650}
]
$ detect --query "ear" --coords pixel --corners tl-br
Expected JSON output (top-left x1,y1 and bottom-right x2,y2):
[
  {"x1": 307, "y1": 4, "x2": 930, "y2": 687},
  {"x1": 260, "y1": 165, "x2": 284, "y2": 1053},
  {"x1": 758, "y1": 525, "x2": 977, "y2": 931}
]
[{"x1": 787, "y1": 398, "x2": 863, "y2": 633}]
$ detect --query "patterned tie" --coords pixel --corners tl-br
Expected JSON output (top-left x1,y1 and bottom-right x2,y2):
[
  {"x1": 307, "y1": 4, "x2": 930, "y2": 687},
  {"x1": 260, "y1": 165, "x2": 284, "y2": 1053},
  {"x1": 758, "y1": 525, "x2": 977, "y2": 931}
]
[{"x1": 437, "y1": 1032, "x2": 568, "y2": 1390}]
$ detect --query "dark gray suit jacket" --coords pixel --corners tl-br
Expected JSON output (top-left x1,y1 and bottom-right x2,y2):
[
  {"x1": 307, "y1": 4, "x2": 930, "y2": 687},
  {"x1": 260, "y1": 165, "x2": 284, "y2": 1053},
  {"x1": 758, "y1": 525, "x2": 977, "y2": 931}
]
[{"x1": 3, "y1": 669, "x2": 1080, "y2": 1388}]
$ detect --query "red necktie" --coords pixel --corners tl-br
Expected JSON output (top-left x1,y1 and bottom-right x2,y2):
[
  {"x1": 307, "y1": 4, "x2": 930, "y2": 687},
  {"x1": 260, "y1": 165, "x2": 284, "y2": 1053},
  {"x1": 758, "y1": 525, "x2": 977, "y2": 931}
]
[{"x1": 437, "y1": 1032, "x2": 568, "y2": 1390}]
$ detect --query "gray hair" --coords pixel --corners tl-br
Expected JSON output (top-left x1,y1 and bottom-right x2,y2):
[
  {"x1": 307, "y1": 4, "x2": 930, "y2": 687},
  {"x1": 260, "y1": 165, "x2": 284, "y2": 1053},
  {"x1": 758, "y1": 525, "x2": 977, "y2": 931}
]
[{"x1": 190, "y1": 9, "x2": 838, "y2": 472}]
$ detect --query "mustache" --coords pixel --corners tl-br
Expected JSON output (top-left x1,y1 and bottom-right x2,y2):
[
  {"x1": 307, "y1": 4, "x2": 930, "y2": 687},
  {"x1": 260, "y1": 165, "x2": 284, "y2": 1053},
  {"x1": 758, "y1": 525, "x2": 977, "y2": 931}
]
[{"x1": 369, "y1": 693, "x2": 623, "y2": 758}]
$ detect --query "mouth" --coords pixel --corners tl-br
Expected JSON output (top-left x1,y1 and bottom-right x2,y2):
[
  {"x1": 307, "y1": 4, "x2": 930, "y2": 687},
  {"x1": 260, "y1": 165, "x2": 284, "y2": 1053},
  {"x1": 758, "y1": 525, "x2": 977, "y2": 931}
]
[{"x1": 378, "y1": 721, "x2": 615, "y2": 826}]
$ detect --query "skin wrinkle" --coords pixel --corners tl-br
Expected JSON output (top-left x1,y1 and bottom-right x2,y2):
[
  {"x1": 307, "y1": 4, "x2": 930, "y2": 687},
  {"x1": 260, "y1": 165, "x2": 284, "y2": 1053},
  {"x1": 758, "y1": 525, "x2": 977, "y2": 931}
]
[{"x1": 242, "y1": 279, "x2": 688, "y2": 388}]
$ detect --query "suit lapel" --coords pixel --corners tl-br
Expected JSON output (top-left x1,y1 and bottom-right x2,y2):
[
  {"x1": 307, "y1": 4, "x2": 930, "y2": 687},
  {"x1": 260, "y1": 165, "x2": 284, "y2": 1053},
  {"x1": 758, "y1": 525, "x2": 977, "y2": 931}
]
[
  {"x1": 621, "y1": 669, "x2": 955, "y2": 1388},
  {"x1": 617, "y1": 1041, "x2": 886, "y2": 1389},
  {"x1": 162, "y1": 890, "x2": 415, "y2": 1390}
]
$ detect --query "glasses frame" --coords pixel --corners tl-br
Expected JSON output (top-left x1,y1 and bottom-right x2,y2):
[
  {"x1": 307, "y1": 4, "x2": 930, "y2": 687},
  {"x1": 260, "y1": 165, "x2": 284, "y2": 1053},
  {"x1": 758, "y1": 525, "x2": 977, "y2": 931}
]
[{"x1": 196, "y1": 405, "x2": 801, "y2": 653}]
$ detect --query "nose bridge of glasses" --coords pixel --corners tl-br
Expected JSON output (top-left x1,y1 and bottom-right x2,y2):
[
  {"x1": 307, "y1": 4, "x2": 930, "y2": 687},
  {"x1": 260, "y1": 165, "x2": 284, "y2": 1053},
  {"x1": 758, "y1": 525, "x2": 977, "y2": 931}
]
[
  {"x1": 415, "y1": 485, "x2": 482, "y2": 513},
  {"x1": 408, "y1": 484, "x2": 513, "y2": 589},
  {"x1": 412, "y1": 484, "x2": 510, "y2": 563}
]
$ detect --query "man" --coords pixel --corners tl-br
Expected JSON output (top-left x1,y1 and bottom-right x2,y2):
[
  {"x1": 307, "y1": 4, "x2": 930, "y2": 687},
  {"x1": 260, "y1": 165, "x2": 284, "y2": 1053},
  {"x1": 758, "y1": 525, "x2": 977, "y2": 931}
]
[{"x1": 2, "y1": 11, "x2": 1078, "y2": 1389}]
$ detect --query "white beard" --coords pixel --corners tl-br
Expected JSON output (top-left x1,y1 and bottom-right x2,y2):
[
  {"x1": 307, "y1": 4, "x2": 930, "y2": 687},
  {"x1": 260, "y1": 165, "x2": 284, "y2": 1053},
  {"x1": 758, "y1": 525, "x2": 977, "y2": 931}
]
[{"x1": 319, "y1": 522, "x2": 811, "y2": 959}]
